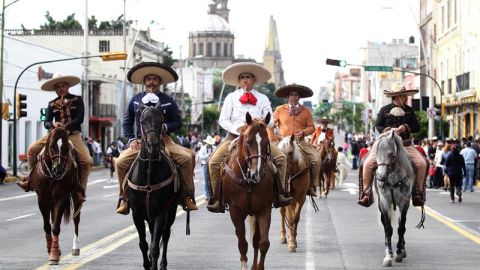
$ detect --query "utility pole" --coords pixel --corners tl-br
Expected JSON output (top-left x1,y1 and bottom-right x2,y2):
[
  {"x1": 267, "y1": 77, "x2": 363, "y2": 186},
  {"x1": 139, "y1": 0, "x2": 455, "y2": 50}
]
[
  {"x1": 82, "y1": 0, "x2": 89, "y2": 137},
  {"x1": 0, "y1": 0, "x2": 6, "y2": 162}
]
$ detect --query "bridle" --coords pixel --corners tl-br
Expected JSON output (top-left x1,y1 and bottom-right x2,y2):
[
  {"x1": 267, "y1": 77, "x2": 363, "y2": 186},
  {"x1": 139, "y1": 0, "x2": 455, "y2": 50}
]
[
  {"x1": 42, "y1": 136, "x2": 70, "y2": 181},
  {"x1": 237, "y1": 124, "x2": 271, "y2": 183}
]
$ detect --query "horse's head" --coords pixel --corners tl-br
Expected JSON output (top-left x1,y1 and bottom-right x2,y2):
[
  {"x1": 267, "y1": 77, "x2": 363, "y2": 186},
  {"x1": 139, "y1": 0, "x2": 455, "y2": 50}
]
[
  {"x1": 139, "y1": 102, "x2": 165, "y2": 155},
  {"x1": 45, "y1": 127, "x2": 71, "y2": 179},
  {"x1": 240, "y1": 112, "x2": 271, "y2": 182},
  {"x1": 278, "y1": 134, "x2": 298, "y2": 167},
  {"x1": 375, "y1": 130, "x2": 400, "y2": 182}
]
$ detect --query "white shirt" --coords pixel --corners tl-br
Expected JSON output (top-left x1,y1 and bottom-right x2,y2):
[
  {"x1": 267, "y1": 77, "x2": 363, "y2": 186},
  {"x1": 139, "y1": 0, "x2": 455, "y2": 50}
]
[
  {"x1": 219, "y1": 89, "x2": 273, "y2": 135},
  {"x1": 197, "y1": 144, "x2": 216, "y2": 164}
]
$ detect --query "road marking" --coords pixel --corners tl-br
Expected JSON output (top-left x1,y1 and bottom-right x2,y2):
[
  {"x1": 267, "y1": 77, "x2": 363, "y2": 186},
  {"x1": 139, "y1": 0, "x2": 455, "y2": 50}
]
[
  {"x1": 103, "y1": 193, "x2": 117, "y2": 198},
  {"x1": 422, "y1": 206, "x2": 480, "y2": 245},
  {"x1": 305, "y1": 203, "x2": 315, "y2": 270},
  {"x1": 102, "y1": 185, "x2": 117, "y2": 189},
  {"x1": 36, "y1": 195, "x2": 207, "y2": 270},
  {"x1": 0, "y1": 193, "x2": 36, "y2": 202},
  {"x1": 6, "y1": 213, "x2": 35, "y2": 221}
]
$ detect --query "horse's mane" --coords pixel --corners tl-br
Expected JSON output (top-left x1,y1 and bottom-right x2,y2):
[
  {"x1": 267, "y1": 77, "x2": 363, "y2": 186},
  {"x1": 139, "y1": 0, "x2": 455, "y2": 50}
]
[
  {"x1": 278, "y1": 137, "x2": 305, "y2": 165},
  {"x1": 376, "y1": 131, "x2": 413, "y2": 176}
]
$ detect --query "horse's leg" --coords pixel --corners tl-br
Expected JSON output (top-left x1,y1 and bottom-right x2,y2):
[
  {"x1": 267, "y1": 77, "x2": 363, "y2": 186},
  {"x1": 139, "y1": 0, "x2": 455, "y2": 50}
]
[
  {"x1": 291, "y1": 197, "x2": 307, "y2": 251},
  {"x1": 72, "y1": 199, "x2": 82, "y2": 256},
  {"x1": 49, "y1": 200, "x2": 66, "y2": 265},
  {"x1": 149, "y1": 217, "x2": 163, "y2": 270},
  {"x1": 251, "y1": 216, "x2": 260, "y2": 270},
  {"x1": 279, "y1": 207, "x2": 287, "y2": 244},
  {"x1": 325, "y1": 172, "x2": 331, "y2": 195},
  {"x1": 160, "y1": 216, "x2": 174, "y2": 270},
  {"x1": 287, "y1": 202, "x2": 296, "y2": 252},
  {"x1": 395, "y1": 205, "x2": 409, "y2": 262},
  {"x1": 229, "y1": 209, "x2": 248, "y2": 270},
  {"x1": 255, "y1": 210, "x2": 271, "y2": 270},
  {"x1": 133, "y1": 212, "x2": 151, "y2": 270},
  {"x1": 379, "y1": 203, "x2": 394, "y2": 267},
  {"x1": 38, "y1": 200, "x2": 52, "y2": 254},
  {"x1": 329, "y1": 171, "x2": 335, "y2": 190}
]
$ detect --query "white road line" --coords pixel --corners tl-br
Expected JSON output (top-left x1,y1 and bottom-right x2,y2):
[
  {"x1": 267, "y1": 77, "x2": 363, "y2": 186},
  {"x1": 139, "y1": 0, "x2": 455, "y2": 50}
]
[
  {"x1": 0, "y1": 193, "x2": 36, "y2": 202},
  {"x1": 305, "y1": 203, "x2": 315, "y2": 270},
  {"x1": 103, "y1": 193, "x2": 118, "y2": 198},
  {"x1": 7, "y1": 213, "x2": 35, "y2": 221},
  {"x1": 102, "y1": 185, "x2": 118, "y2": 189}
]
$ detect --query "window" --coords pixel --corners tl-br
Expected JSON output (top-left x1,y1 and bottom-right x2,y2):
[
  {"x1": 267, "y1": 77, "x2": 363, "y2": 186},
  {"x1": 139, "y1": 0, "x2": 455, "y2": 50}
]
[
  {"x1": 215, "y1": 42, "x2": 221, "y2": 56},
  {"x1": 199, "y1": 43, "x2": 204, "y2": 56},
  {"x1": 456, "y1": 72, "x2": 470, "y2": 91},
  {"x1": 193, "y1": 43, "x2": 197, "y2": 56},
  {"x1": 448, "y1": 78, "x2": 452, "y2": 94},
  {"x1": 207, "y1": 42, "x2": 212, "y2": 57},
  {"x1": 224, "y1": 43, "x2": 228, "y2": 57},
  {"x1": 99, "y1": 40, "x2": 110, "y2": 53}
]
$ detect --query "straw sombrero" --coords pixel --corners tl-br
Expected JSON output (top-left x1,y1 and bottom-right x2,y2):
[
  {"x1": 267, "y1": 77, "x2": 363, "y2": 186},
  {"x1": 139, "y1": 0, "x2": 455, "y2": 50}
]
[
  {"x1": 274, "y1": 83, "x2": 313, "y2": 98},
  {"x1": 127, "y1": 62, "x2": 178, "y2": 84},
  {"x1": 222, "y1": 62, "x2": 271, "y2": 86},
  {"x1": 383, "y1": 82, "x2": 419, "y2": 97},
  {"x1": 40, "y1": 73, "x2": 81, "y2": 91}
]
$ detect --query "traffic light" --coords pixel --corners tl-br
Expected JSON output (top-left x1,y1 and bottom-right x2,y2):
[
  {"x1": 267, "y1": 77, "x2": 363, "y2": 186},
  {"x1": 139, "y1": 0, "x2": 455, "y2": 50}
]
[
  {"x1": 2, "y1": 103, "x2": 9, "y2": 120},
  {"x1": 16, "y1": 93, "x2": 27, "y2": 119},
  {"x1": 100, "y1": 52, "x2": 128, "y2": 61},
  {"x1": 326, "y1": 58, "x2": 347, "y2": 67},
  {"x1": 40, "y1": 107, "x2": 47, "y2": 121}
]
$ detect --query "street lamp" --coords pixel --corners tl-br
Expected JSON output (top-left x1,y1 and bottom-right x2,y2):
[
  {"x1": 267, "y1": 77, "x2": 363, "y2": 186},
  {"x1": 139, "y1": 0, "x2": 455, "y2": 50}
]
[{"x1": 12, "y1": 52, "x2": 126, "y2": 176}]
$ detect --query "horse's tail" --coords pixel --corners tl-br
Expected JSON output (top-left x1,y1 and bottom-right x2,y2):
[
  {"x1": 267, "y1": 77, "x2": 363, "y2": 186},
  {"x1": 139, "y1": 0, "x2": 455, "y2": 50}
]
[
  {"x1": 63, "y1": 195, "x2": 72, "y2": 224},
  {"x1": 249, "y1": 216, "x2": 256, "y2": 242}
]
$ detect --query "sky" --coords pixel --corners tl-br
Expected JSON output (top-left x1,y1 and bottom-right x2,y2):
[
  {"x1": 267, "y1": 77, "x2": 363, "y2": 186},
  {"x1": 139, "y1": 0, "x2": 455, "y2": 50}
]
[{"x1": 3, "y1": 0, "x2": 420, "y2": 92}]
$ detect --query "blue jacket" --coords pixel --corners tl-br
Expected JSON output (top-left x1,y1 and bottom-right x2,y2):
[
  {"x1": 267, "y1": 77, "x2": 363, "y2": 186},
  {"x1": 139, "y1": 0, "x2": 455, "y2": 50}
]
[{"x1": 123, "y1": 91, "x2": 182, "y2": 141}]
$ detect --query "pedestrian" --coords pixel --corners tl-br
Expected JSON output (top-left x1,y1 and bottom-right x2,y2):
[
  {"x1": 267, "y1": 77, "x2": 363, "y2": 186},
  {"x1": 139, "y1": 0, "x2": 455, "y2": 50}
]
[
  {"x1": 206, "y1": 62, "x2": 292, "y2": 213},
  {"x1": 0, "y1": 162, "x2": 6, "y2": 184},
  {"x1": 358, "y1": 82, "x2": 427, "y2": 207},
  {"x1": 198, "y1": 136, "x2": 216, "y2": 199},
  {"x1": 336, "y1": 146, "x2": 348, "y2": 186},
  {"x1": 115, "y1": 62, "x2": 198, "y2": 214},
  {"x1": 84, "y1": 137, "x2": 94, "y2": 158},
  {"x1": 433, "y1": 141, "x2": 445, "y2": 188},
  {"x1": 92, "y1": 139, "x2": 102, "y2": 166},
  {"x1": 267, "y1": 83, "x2": 320, "y2": 196},
  {"x1": 16, "y1": 73, "x2": 92, "y2": 203},
  {"x1": 359, "y1": 143, "x2": 369, "y2": 160},
  {"x1": 441, "y1": 139, "x2": 453, "y2": 190},
  {"x1": 350, "y1": 139, "x2": 360, "y2": 169},
  {"x1": 460, "y1": 141, "x2": 476, "y2": 192},
  {"x1": 106, "y1": 141, "x2": 120, "y2": 180},
  {"x1": 445, "y1": 145, "x2": 466, "y2": 203}
]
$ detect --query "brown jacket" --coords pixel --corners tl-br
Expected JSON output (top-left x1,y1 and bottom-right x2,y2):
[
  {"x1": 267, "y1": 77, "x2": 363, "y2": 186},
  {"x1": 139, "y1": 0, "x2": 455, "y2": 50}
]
[{"x1": 267, "y1": 104, "x2": 315, "y2": 141}]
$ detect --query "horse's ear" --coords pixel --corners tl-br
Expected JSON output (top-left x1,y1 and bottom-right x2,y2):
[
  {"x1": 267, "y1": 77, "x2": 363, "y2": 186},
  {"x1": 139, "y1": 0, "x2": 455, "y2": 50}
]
[
  {"x1": 391, "y1": 129, "x2": 395, "y2": 139},
  {"x1": 264, "y1": 112, "x2": 271, "y2": 125},
  {"x1": 155, "y1": 101, "x2": 162, "y2": 109},
  {"x1": 246, "y1": 112, "x2": 253, "y2": 125},
  {"x1": 290, "y1": 134, "x2": 295, "y2": 143},
  {"x1": 139, "y1": 103, "x2": 146, "y2": 111}
]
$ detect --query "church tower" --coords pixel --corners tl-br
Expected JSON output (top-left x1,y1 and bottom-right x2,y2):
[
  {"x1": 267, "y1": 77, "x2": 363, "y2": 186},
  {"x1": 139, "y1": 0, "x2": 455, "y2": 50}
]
[
  {"x1": 208, "y1": 0, "x2": 230, "y2": 22},
  {"x1": 263, "y1": 15, "x2": 285, "y2": 88}
]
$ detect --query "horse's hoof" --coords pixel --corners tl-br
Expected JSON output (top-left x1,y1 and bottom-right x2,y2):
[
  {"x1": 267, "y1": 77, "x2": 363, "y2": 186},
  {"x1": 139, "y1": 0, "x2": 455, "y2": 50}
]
[
  {"x1": 288, "y1": 245, "x2": 296, "y2": 252},
  {"x1": 72, "y1": 248, "x2": 80, "y2": 256},
  {"x1": 240, "y1": 260, "x2": 248, "y2": 270},
  {"x1": 394, "y1": 254, "x2": 403, "y2": 262},
  {"x1": 280, "y1": 235, "x2": 286, "y2": 244},
  {"x1": 49, "y1": 260, "x2": 59, "y2": 265},
  {"x1": 382, "y1": 258, "x2": 392, "y2": 267}
]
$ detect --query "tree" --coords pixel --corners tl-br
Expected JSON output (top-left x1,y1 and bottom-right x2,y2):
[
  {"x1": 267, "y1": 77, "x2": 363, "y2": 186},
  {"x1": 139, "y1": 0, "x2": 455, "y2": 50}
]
[
  {"x1": 331, "y1": 101, "x2": 365, "y2": 133},
  {"x1": 202, "y1": 104, "x2": 221, "y2": 134},
  {"x1": 40, "y1": 11, "x2": 82, "y2": 30}
]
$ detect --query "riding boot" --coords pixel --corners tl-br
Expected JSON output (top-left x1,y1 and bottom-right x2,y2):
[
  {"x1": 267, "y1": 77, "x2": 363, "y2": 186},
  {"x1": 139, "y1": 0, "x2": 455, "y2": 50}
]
[
  {"x1": 306, "y1": 169, "x2": 318, "y2": 197},
  {"x1": 357, "y1": 174, "x2": 373, "y2": 207},
  {"x1": 412, "y1": 185, "x2": 425, "y2": 207},
  {"x1": 16, "y1": 176, "x2": 32, "y2": 192},
  {"x1": 273, "y1": 174, "x2": 293, "y2": 208},
  {"x1": 207, "y1": 176, "x2": 225, "y2": 213},
  {"x1": 116, "y1": 197, "x2": 130, "y2": 215},
  {"x1": 184, "y1": 196, "x2": 198, "y2": 211}
]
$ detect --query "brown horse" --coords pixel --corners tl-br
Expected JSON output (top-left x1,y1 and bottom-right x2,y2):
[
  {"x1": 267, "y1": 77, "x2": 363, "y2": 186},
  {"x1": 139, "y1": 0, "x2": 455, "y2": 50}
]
[
  {"x1": 277, "y1": 135, "x2": 310, "y2": 252},
  {"x1": 30, "y1": 127, "x2": 84, "y2": 265},
  {"x1": 221, "y1": 112, "x2": 274, "y2": 270},
  {"x1": 317, "y1": 138, "x2": 338, "y2": 197}
]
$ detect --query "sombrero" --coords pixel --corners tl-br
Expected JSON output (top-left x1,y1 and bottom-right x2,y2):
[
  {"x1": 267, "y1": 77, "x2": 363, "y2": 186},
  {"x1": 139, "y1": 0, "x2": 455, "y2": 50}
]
[
  {"x1": 222, "y1": 62, "x2": 271, "y2": 86},
  {"x1": 383, "y1": 82, "x2": 419, "y2": 97},
  {"x1": 203, "y1": 136, "x2": 216, "y2": 145},
  {"x1": 274, "y1": 83, "x2": 313, "y2": 98},
  {"x1": 40, "y1": 73, "x2": 81, "y2": 91},
  {"x1": 127, "y1": 62, "x2": 178, "y2": 84},
  {"x1": 315, "y1": 118, "x2": 333, "y2": 124}
]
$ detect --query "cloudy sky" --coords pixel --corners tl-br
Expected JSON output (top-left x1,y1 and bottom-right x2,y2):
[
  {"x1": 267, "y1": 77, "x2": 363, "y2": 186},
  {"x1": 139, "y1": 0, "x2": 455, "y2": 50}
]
[{"x1": 4, "y1": 0, "x2": 420, "y2": 91}]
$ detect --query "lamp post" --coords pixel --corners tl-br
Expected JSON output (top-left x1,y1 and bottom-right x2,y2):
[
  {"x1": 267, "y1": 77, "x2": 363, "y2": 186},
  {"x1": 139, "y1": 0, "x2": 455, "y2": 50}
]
[
  {"x1": 12, "y1": 52, "x2": 126, "y2": 176},
  {"x1": 0, "y1": 0, "x2": 21, "y2": 162}
]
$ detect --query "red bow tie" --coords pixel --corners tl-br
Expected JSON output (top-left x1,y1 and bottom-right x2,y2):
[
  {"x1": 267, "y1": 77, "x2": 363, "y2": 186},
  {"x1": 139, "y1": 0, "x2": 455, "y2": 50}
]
[{"x1": 239, "y1": 92, "x2": 257, "y2": 105}]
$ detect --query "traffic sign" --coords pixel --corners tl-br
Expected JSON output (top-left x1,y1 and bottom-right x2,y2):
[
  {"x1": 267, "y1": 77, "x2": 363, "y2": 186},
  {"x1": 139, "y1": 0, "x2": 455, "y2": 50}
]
[{"x1": 364, "y1": 66, "x2": 393, "y2": 72}]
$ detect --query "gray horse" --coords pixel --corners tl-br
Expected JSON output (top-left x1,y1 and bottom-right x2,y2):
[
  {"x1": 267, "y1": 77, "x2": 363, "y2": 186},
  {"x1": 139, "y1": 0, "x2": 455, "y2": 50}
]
[{"x1": 374, "y1": 130, "x2": 417, "y2": 267}]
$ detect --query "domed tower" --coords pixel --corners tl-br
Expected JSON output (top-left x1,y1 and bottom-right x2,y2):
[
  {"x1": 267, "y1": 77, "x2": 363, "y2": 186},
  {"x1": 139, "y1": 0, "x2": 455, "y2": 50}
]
[{"x1": 188, "y1": 0, "x2": 235, "y2": 69}]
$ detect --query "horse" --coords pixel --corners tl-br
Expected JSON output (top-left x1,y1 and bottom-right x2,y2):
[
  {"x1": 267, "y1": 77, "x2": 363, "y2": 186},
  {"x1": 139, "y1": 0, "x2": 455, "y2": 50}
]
[
  {"x1": 127, "y1": 102, "x2": 179, "y2": 270},
  {"x1": 277, "y1": 135, "x2": 310, "y2": 252},
  {"x1": 30, "y1": 127, "x2": 84, "y2": 265},
  {"x1": 317, "y1": 137, "x2": 337, "y2": 197},
  {"x1": 374, "y1": 130, "x2": 424, "y2": 267},
  {"x1": 220, "y1": 112, "x2": 274, "y2": 270}
]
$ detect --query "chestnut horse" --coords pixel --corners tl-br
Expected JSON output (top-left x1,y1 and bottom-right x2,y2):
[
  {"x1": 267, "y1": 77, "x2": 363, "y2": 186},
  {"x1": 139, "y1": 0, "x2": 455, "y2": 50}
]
[
  {"x1": 30, "y1": 127, "x2": 84, "y2": 265},
  {"x1": 221, "y1": 112, "x2": 274, "y2": 270},
  {"x1": 317, "y1": 138, "x2": 337, "y2": 197},
  {"x1": 277, "y1": 135, "x2": 310, "y2": 252}
]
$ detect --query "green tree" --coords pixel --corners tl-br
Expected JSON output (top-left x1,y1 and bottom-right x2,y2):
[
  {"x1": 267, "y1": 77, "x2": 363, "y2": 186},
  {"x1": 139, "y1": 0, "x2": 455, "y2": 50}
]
[
  {"x1": 40, "y1": 11, "x2": 82, "y2": 30},
  {"x1": 331, "y1": 101, "x2": 365, "y2": 133},
  {"x1": 202, "y1": 104, "x2": 221, "y2": 134}
]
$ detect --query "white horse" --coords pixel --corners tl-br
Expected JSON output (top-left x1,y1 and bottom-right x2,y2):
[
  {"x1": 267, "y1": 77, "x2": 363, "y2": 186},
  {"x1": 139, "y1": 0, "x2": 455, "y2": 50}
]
[{"x1": 374, "y1": 130, "x2": 423, "y2": 267}]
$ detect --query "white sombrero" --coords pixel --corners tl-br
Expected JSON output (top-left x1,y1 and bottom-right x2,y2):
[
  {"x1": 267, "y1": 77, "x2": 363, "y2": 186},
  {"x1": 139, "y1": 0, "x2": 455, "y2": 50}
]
[
  {"x1": 40, "y1": 73, "x2": 81, "y2": 91},
  {"x1": 203, "y1": 136, "x2": 216, "y2": 145},
  {"x1": 383, "y1": 82, "x2": 419, "y2": 97},
  {"x1": 127, "y1": 62, "x2": 178, "y2": 85},
  {"x1": 222, "y1": 62, "x2": 271, "y2": 87},
  {"x1": 274, "y1": 83, "x2": 313, "y2": 98}
]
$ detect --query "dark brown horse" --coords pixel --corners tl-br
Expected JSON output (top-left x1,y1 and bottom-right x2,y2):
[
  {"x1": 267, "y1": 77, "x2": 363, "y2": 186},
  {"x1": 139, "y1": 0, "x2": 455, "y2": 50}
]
[
  {"x1": 221, "y1": 112, "x2": 274, "y2": 270},
  {"x1": 30, "y1": 127, "x2": 84, "y2": 265},
  {"x1": 277, "y1": 135, "x2": 310, "y2": 252},
  {"x1": 317, "y1": 137, "x2": 337, "y2": 197}
]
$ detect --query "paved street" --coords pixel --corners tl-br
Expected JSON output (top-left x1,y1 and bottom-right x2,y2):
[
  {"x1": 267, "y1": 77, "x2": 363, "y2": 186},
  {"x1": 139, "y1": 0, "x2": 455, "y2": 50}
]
[{"x1": 0, "y1": 157, "x2": 479, "y2": 269}]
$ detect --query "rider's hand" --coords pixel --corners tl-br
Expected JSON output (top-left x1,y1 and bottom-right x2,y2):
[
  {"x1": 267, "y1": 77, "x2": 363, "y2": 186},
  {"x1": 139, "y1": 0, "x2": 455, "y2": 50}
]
[
  {"x1": 394, "y1": 125, "x2": 405, "y2": 135},
  {"x1": 295, "y1": 130, "x2": 305, "y2": 138},
  {"x1": 53, "y1": 122, "x2": 64, "y2": 128},
  {"x1": 130, "y1": 139, "x2": 141, "y2": 151}
]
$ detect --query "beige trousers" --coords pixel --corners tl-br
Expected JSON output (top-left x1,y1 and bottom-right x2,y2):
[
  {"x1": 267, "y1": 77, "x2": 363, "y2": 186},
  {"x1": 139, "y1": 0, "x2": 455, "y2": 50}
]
[
  {"x1": 115, "y1": 137, "x2": 195, "y2": 196},
  {"x1": 363, "y1": 142, "x2": 426, "y2": 190},
  {"x1": 298, "y1": 140, "x2": 320, "y2": 186},
  {"x1": 208, "y1": 136, "x2": 287, "y2": 196},
  {"x1": 27, "y1": 132, "x2": 92, "y2": 190}
]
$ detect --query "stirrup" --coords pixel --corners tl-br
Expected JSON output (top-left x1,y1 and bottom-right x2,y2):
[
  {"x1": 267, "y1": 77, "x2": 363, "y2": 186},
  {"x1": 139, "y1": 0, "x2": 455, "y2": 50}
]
[
  {"x1": 116, "y1": 198, "x2": 130, "y2": 215},
  {"x1": 357, "y1": 192, "x2": 373, "y2": 207},
  {"x1": 206, "y1": 200, "x2": 225, "y2": 213}
]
